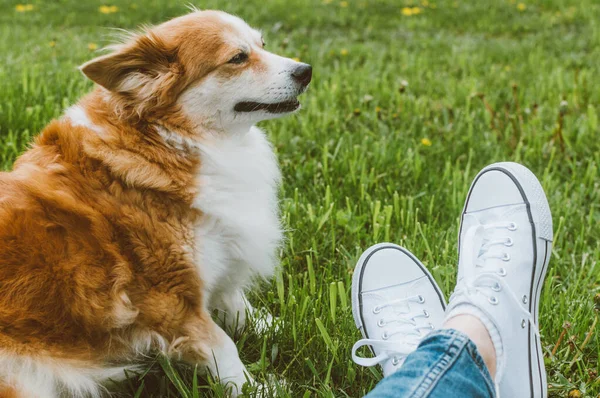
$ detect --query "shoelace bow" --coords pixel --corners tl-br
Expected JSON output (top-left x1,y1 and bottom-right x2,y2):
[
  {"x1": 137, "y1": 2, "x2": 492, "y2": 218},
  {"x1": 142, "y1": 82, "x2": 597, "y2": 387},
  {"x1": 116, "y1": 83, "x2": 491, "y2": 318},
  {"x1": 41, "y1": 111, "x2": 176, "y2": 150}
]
[
  {"x1": 352, "y1": 295, "x2": 432, "y2": 368},
  {"x1": 450, "y1": 218, "x2": 540, "y2": 336}
]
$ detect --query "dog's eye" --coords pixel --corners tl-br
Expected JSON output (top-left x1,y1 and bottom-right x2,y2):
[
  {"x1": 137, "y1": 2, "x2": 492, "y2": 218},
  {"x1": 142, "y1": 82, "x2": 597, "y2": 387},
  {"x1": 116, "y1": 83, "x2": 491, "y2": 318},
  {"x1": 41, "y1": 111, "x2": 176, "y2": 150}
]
[
  {"x1": 228, "y1": 52, "x2": 249, "y2": 64},
  {"x1": 262, "y1": 39, "x2": 266, "y2": 48}
]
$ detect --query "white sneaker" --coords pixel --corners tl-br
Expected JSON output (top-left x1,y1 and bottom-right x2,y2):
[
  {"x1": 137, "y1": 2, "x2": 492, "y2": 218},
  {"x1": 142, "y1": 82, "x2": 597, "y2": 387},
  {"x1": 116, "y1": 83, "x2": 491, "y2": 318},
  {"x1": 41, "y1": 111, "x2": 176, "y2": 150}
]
[
  {"x1": 351, "y1": 243, "x2": 446, "y2": 377},
  {"x1": 446, "y1": 162, "x2": 553, "y2": 397}
]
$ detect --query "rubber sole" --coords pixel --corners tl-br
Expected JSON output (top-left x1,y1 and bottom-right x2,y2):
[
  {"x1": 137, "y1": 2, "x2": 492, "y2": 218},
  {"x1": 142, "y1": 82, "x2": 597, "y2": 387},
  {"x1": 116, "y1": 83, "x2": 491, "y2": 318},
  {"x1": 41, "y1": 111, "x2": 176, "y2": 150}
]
[{"x1": 461, "y1": 162, "x2": 553, "y2": 398}]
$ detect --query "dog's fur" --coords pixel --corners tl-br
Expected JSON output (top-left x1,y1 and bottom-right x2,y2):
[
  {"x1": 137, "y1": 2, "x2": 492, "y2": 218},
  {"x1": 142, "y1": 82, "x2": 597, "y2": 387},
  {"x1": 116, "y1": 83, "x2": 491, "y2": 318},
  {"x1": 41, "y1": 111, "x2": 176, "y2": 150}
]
[{"x1": 0, "y1": 10, "x2": 310, "y2": 397}]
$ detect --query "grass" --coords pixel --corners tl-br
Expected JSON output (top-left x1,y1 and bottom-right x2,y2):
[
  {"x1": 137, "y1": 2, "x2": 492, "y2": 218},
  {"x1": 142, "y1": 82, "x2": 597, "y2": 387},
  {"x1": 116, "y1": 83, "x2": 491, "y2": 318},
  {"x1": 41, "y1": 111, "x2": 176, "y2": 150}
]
[{"x1": 1, "y1": 0, "x2": 599, "y2": 396}]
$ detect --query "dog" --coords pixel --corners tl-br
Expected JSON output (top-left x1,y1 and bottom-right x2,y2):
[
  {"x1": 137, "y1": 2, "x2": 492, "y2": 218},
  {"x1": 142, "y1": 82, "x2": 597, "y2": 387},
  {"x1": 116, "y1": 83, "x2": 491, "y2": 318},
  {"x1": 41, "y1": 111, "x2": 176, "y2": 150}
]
[{"x1": 0, "y1": 9, "x2": 311, "y2": 397}]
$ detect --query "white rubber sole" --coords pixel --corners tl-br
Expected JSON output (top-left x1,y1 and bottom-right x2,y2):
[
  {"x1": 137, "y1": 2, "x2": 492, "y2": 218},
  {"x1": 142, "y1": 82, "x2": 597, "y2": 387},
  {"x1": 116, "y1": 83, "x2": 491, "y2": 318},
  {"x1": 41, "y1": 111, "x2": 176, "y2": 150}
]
[
  {"x1": 462, "y1": 162, "x2": 552, "y2": 398},
  {"x1": 351, "y1": 243, "x2": 447, "y2": 340}
]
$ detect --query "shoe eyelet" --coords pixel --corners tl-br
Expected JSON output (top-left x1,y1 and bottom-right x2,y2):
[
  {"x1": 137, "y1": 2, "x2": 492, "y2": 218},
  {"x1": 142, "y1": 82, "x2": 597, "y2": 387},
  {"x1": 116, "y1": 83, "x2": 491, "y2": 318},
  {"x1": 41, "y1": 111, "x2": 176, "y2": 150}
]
[
  {"x1": 502, "y1": 253, "x2": 511, "y2": 261},
  {"x1": 504, "y1": 237, "x2": 514, "y2": 247},
  {"x1": 382, "y1": 331, "x2": 389, "y2": 340},
  {"x1": 522, "y1": 295, "x2": 528, "y2": 304},
  {"x1": 377, "y1": 319, "x2": 385, "y2": 327},
  {"x1": 521, "y1": 319, "x2": 526, "y2": 328},
  {"x1": 423, "y1": 309, "x2": 430, "y2": 318},
  {"x1": 417, "y1": 295, "x2": 425, "y2": 304},
  {"x1": 488, "y1": 296, "x2": 499, "y2": 305},
  {"x1": 508, "y1": 222, "x2": 518, "y2": 231},
  {"x1": 373, "y1": 306, "x2": 382, "y2": 314},
  {"x1": 497, "y1": 268, "x2": 507, "y2": 277},
  {"x1": 392, "y1": 356, "x2": 401, "y2": 366},
  {"x1": 492, "y1": 282, "x2": 501, "y2": 292}
]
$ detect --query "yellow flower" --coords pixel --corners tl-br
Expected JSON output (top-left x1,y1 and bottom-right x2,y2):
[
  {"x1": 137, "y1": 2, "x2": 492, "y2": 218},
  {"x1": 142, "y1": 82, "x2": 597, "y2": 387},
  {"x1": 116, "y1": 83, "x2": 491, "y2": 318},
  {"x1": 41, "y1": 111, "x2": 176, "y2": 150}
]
[
  {"x1": 504, "y1": 65, "x2": 511, "y2": 71},
  {"x1": 340, "y1": 1, "x2": 348, "y2": 7},
  {"x1": 402, "y1": 6, "x2": 422, "y2": 16},
  {"x1": 340, "y1": 49, "x2": 349, "y2": 56},
  {"x1": 88, "y1": 43, "x2": 98, "y2": 51},
  {"x1": 517, "y1": 3, "x2": 526, "y2": 11},
  {"x1": 421, "y1": 138, "x2": 432, "y2": 146},
  {"x1": 49, "y1": 41, "x2": 56, "y2": 48},
  {"x1": 353, "y1": 108, "x2": 361, "y2": 116},
  {"x1": 421, "y1": 0, "x2": 429, "y2": 6},
  {"x1": 292, "y1": 57, "x2": 301, "y2": 62},
  {"x1": 15, "y1": 4, "x2": 34, "y2": 12},
  {"x1": 99, "y1": 5, "x2": 118, "y2": 14},
  {"x1": 375, "y1": 106, "x2": 382, "y2": 113},
  {"x1": 392, "y1": 113, "x2": 399, "y2": 118}
]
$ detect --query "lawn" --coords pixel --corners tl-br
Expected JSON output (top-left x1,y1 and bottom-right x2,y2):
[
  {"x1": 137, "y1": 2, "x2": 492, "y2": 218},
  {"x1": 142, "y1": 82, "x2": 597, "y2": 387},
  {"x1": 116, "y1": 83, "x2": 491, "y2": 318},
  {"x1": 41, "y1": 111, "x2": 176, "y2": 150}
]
[{"x1": 1, "y1": 0, "x2": 599, "y2": 396}]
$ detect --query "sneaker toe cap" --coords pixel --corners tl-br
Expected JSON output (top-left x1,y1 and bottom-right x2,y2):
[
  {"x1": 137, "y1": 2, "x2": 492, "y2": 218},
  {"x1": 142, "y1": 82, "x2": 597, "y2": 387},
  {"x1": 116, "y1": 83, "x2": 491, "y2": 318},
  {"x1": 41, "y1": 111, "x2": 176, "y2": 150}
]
[
  {"x1": 466, "y1": 169, "x2": 525, "y2": 212},
  {"x1": 360, "y1": 246, "x2": 427, "y2": 291}
]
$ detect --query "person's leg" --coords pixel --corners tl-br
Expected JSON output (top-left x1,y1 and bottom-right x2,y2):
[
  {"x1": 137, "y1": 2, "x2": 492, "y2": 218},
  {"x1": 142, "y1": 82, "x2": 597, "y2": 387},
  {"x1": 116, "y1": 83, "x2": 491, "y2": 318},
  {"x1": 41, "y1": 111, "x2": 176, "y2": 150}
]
[
  {"x1": 351, "y1": 244, "x2": 495, "y2": 398},
  {"x1": 353, "y1": 162, "x2": 552, "y2": 398},
  {"x1": 443, "y1": 162, "x2": 552, "y2": 397},
  {"x1": 364, "y1": 329, "x2": 495, "y2": 398},
  {"x1": 443, "y1": 315, "x2": 496, "y2": 377}
]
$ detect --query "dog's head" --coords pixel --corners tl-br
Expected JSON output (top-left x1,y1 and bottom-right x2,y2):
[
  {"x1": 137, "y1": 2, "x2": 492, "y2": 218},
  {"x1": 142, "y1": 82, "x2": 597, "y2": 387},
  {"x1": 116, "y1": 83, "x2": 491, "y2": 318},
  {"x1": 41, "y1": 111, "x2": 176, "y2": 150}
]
[{"x1": 80, "y1": 10, "x2": 312, "y2": 130}]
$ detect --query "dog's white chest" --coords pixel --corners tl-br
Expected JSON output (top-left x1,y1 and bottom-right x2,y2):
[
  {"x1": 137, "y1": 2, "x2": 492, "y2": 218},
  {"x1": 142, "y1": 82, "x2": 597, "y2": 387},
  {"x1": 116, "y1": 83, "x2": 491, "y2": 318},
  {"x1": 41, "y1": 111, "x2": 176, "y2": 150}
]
[{"x1": 192, "y1": 127, "x2": 282, "y2": 300}]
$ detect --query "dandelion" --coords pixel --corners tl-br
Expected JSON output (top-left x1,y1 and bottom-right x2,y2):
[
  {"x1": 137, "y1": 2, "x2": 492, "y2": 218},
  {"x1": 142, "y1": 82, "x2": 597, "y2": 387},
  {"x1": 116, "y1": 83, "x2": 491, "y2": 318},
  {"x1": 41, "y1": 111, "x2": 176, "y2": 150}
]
[
  {"x1": 340, "y1": 49, "x2": 349, "y2": 56},
  {"x1": 99, "y1": 5, "x2": 118, "y2": 14},
  {"x1": 399, "y1": 80, "x2": 409, "y2": 93},
  {"x1": 392, "y1": 113, "x2": 399, "y2": 118},
  {"x1": 292, "y1": 57, "x2": 301, "y2": 62},
  {"x1": 567, "y1": 390, "x2": 582, "y2": 398},
  {"x1": 88, "y1": 43, "x2": 98, "y2": 51},
  {"x1": 353, "y1": 108, "x2": 361, "y2": 116},
  {"x1": 517, "y1": 3, "x2": 526, "y2": 11},
  {"x1": 504, "y1": 65, "x2": 512, "y2": 71},
  {"x1": 49, "y1": 41, "x2": 56, "y2": 48},
  {"x1": 421, "y1": 138, "x2": 432, "y2": 147},
  {"x1": 421, "y1": 0, "x2": 429, "y2": 6},
  {"x1": 375, "y1": 106, "x2": 382, "y2": 113},
  {"x1": 15, "y1": 4, "x2": 34, "y2": 12},
  {"x1": 402, "y1": 7, "x2": 422, "y2": 16},
  {"x1": 340, "y1": 1, "x2": 348, "y2": 7}
]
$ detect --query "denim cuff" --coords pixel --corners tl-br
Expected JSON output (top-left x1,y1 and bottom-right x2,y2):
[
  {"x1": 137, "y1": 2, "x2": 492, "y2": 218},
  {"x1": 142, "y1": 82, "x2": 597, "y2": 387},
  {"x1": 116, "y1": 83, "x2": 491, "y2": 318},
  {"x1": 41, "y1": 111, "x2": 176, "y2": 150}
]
[{"x1": 419, "y1": 328, "x2": 496, "y2": 396}]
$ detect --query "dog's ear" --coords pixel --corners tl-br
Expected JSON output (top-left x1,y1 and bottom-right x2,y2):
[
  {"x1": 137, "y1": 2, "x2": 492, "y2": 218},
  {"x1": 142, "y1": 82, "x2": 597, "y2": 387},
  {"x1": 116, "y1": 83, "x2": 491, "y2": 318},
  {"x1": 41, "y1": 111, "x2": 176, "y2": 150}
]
[{"x1": 79, "y1": 33, "x2": 182, "y2": 97}]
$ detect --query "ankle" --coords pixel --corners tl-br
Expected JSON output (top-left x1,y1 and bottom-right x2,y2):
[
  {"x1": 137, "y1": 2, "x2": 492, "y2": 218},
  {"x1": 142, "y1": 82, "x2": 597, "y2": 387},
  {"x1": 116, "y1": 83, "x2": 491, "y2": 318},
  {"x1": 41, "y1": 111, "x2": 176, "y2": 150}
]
[{"x1": 443, "y1": 314, "x2": 497, "y2": 379}]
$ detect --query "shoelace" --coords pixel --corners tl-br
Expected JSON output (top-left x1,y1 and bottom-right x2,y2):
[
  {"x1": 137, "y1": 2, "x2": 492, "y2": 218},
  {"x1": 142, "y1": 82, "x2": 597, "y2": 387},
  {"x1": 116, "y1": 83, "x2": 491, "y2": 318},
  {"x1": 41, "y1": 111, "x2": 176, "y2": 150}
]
[
  {"x1": 450, "y1": 218, "x2": 539, "y2": 335},
  {"x1": 352, "y1": 295, "x2": 433, "y2": 368}
]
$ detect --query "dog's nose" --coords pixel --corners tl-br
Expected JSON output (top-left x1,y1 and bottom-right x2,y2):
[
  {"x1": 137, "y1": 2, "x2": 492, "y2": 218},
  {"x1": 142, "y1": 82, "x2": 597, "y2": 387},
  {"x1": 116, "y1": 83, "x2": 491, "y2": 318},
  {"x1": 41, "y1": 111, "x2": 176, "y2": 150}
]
[{"x1": 292, "y1": 63, "x2": 312, "y2": 87}]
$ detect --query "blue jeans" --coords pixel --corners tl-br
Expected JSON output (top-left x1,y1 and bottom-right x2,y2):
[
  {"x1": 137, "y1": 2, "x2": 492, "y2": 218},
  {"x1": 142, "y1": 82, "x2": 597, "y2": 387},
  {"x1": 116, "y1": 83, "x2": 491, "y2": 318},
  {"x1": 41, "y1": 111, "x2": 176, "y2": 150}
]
[{"x1": 365, "y1": 329, "x2": 496, "y2": 398}]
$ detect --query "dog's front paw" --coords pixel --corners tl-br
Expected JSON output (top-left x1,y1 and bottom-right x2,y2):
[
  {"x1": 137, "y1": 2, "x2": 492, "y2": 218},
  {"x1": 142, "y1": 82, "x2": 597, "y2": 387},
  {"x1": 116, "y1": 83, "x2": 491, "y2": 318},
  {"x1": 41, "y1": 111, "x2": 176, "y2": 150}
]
[
  {"x1": 251, "y1": 307, "x2": 280, "y2": 335},
  {"x1": 242, "y1": 374, "x2": 289, "y2": 397}
]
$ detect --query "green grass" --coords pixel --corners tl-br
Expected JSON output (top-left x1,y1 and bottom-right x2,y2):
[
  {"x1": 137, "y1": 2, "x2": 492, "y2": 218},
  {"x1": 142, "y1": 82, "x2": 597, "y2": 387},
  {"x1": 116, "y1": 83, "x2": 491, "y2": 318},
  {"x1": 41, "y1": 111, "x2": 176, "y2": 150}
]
[{"x1": 1, "y1": 0, "x2": 599, "y2": 396}]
